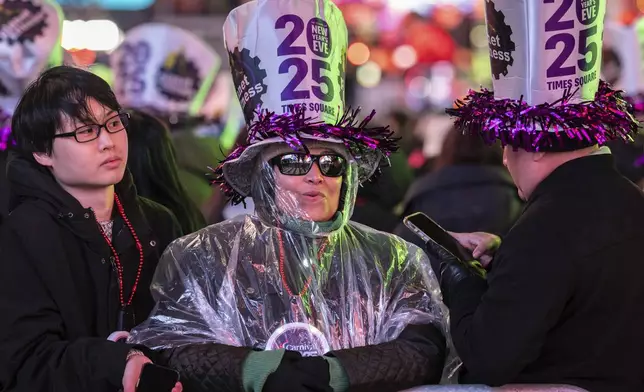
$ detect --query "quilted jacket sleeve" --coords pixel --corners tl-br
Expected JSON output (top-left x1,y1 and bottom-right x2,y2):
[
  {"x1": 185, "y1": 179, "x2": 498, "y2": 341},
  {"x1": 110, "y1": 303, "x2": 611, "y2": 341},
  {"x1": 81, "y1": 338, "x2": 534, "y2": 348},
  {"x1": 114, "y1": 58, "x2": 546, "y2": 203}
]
[
  {"x1": 158, "y1": 343, "x2": 252, "y2": 392},
  {"x1": 329, "y1": 323, "x2": 446, "y2": 392}
]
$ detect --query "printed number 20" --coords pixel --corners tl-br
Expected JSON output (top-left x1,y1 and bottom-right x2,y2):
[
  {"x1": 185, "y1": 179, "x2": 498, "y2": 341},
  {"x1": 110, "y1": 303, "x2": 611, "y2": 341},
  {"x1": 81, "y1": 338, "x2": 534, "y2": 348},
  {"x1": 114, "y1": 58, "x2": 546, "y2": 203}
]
[
  {"x1": 275, "y1": 14, "x2": 334, "y2": 102},
  {"x1": 544, "y1": 0, "x2": 598, "y2": 78}
]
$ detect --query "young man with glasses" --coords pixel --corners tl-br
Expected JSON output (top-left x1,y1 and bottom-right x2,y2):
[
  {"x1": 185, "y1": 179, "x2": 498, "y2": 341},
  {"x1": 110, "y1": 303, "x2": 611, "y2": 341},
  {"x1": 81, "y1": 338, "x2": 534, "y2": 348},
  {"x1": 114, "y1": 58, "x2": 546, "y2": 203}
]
[{"x1": 0, "y1": 66, "x2": 183, "y2": 392}]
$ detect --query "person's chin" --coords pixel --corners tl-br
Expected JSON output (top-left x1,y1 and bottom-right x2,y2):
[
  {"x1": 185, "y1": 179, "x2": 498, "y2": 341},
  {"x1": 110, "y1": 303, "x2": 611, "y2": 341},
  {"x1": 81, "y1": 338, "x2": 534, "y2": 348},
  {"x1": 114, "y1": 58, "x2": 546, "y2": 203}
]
[
  {"x1": 307, "y1": 209, "x2": 335, "y2": 222},
  {"x1": 96, "y1": 169, "x2": 126, "y2": 186}
]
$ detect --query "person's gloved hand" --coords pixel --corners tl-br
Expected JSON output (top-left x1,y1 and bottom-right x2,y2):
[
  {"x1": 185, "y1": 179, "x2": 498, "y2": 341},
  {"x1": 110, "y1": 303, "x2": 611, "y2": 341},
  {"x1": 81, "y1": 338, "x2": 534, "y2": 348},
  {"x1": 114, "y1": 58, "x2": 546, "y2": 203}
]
[
  {"x1": 423, "y1": 232, "x2": 495, "y2": 306},
  {"x1": 263, "y1": 351, "x2": 332, "y2": 392}
]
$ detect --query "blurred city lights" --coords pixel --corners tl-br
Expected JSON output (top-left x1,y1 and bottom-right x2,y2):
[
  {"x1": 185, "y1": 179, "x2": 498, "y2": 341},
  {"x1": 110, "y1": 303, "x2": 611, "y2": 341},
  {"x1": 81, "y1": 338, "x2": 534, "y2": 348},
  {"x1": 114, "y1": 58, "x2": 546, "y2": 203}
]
[
  {"x1": 637, "y1": 0, "x2": 644, "y2": 13},
  {"x1": 469, "y1": 24, "x2": 488, "y2": 48},
  {"x1": 392, "y1": 45, "x2": 418, "y2": 69},
  {"x1": 428, "y1": 61, "x2": 455, "y2": 104},
  {"x1": 408, "y1": 76, "x2": 431, "y2": 98},
  {"x1": 356, "y1": 61, "x2": 382, "y2": 87},
  {"x1": 347, "y1": 42, "x2": 371, "y2": 65},
  {"x1": 62, "y1": 20, "x2": 122, "y2": 51},
  {"x1": 385, "y1": 0, "x2": 473, "y2": 12}
]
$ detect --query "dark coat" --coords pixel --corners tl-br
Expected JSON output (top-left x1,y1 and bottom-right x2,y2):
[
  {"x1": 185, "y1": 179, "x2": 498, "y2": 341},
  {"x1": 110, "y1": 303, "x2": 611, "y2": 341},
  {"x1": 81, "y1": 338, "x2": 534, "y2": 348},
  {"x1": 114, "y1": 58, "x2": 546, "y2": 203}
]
[
  {"x1": 608, "y1": 136, "x2": 644, "y2": 184},
  {"x1": 0, "y1": 150, "x2": 8, "y2": 225},
  {"x1": 395, "y1": 165, "x2": 522, "y2": 247},
  {"x1": 0, "y1": 153, "x2": 182, "y2": 392},
  {"x1": 450, "y1": 154, "x2": 644, "y2": 392}
]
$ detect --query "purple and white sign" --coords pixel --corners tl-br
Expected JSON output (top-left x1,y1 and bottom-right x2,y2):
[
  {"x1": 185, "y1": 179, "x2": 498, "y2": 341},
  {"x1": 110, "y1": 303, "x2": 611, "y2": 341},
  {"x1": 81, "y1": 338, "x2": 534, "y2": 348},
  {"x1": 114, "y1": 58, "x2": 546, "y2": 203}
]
[
  {"x1": 111, "y1": 23, "x2": 221, "y2": 116},
  {"x1": 0, "y1": 0, "x2": 62, "y2": 110},
  {"x1": 224, "y1": 0, "x2": 347, "y2": 124},
  {"x1": 485, "y1": 0, "x2": 605, "y2": 105},
  {"x1": 265, "y1": 322, "x2": 330, "y2": 357}
]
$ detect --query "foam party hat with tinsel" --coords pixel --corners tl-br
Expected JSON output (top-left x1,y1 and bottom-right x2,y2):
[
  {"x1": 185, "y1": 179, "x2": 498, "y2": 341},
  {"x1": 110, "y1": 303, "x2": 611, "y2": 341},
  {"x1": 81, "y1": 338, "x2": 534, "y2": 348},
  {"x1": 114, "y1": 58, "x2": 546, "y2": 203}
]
[
  {"x1": 0, "y1": 0, "x2": 63, "y2": 151},
  {"x1": 211, "y1": 0, "x2": 398, "y2": 205},
  {"x1": 447, "y1": 0, "x2": 639, "y2": 152},
  {"x1": 110, "y1": 23, "x2": 221, "y2": 122}
]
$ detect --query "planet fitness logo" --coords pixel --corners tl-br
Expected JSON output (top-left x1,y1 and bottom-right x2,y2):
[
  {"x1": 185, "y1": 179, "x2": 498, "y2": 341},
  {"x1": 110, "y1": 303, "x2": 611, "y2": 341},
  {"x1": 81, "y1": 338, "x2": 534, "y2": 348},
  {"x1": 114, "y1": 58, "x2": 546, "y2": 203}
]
[
  {"x1": 265, "y1": 323, "x2": 330, "y2": 357},
  {"x1": 228, "y1": 47, "x2": 268, "y2": 123},
  {"x1": 485, "y1": 0, "x2": 515, "y2": 80},
  {"x1": 156, "y1": 50, "x2": 201, "y2": 102},
  {"x1": 0, "y1": 0, "x2": 48, "y2": 45}
]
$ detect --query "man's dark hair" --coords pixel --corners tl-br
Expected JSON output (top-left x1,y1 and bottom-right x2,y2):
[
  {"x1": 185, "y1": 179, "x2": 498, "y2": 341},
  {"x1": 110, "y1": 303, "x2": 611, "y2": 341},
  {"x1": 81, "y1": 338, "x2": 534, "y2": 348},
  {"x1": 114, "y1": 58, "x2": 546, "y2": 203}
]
[{"x1": 12, "y1": 65, "x2": 121, "y2": 155}]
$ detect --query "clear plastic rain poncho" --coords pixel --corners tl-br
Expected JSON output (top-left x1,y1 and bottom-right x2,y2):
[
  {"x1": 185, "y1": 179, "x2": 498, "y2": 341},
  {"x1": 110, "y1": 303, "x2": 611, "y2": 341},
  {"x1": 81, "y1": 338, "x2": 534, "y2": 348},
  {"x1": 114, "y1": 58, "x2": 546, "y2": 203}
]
[{"x1": 129, "y1": 138, "x2": 459, "y2": 379}]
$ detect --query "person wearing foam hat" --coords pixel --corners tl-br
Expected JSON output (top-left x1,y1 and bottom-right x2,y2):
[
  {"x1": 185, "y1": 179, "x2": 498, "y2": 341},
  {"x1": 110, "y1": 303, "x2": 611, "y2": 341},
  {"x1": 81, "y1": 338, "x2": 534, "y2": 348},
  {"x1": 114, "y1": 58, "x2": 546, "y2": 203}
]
[
  {"x1": 110, "y1": 23, "x2": 224, "y2": 212},
  {"x1": 128, "y1": 0, "x2": 457, "y2": 391},
  {"x1": 424, "y1": 0, "x2": 644, "y2": 390},
  {"x1": 0, "y1": 0, "x2": 64, "y2": 224},
  {"x1": 601, "y1": 19, "x2": 644, "y2": 187}
]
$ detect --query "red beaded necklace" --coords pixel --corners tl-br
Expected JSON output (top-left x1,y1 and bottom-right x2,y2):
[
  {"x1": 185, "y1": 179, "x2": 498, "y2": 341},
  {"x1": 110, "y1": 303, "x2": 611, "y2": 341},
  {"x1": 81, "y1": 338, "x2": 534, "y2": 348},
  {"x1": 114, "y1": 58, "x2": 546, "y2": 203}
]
[
  {"x1": 94, "y1": 194, "x2": 145, "y2": 329},
  {"x1": 276, "y1": 229, "x2": 328, "y2": 297}
]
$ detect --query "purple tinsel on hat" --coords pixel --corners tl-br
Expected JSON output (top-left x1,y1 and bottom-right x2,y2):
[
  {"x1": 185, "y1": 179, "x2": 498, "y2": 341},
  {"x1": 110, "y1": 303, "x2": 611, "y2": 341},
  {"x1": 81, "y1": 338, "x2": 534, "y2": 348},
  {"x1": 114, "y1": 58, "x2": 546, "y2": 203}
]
[
  {"x1": 210, "y1": 106, "x2": 399, "y2": 205},
  {"x1": 446, "y1": 80, "x2": 640, "y2": 152}
]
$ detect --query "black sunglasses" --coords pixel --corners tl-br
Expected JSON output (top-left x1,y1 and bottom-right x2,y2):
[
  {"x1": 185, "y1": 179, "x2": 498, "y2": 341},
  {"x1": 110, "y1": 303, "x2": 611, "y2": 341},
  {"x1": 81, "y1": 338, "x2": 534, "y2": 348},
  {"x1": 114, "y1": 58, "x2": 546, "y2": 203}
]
[
  {"x1": 54, "y1": 113, "x2": 130, "y2": 143},
  {"x1": 270, "y1": 153, "x2": 347, "y2": 177}
]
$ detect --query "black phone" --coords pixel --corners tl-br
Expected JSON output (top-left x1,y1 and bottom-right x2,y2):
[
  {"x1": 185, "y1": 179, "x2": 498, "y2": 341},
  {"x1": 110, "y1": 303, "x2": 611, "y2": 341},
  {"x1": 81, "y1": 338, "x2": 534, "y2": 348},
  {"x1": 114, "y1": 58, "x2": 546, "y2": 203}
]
[
  {"x1": 136, "y1": 363, "x2": 180, "y2": 392},
  {"x1": 403, "y1": 212, "x2": 473, "y2": 261}
]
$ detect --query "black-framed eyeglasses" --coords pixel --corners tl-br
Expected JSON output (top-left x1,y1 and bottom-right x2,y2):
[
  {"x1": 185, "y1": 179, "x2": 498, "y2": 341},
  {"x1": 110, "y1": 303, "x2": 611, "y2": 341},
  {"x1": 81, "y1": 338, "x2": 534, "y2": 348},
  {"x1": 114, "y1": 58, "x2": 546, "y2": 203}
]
[
  {"x1": 270, "y1": 153, "x2": 347, "y2": 177},
  {"x1": 53, "y1": 113, "x2": 130, "y2": 143}
]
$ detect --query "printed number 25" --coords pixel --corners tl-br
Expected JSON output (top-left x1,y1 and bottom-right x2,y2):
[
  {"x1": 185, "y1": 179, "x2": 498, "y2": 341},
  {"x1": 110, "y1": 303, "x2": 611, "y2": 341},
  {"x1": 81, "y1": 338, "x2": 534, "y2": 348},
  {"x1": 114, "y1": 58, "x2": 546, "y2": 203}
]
[
  {"x1": 544, "y1": 0, "x2": 598, "y2": 77},
  {"x1": 278, "y1": 58, "x2": 334, "y2": 101}
]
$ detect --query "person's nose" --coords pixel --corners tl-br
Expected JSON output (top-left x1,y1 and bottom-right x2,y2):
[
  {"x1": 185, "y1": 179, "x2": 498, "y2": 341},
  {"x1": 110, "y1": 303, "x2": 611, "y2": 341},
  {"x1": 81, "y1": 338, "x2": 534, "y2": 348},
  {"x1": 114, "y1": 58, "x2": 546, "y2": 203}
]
[
  {"x1": 97, "y1": 126, "x2": 115, "y2": 151},
  {"x1": 304, "y1": 161, "x2": 324, "y2": 184}
]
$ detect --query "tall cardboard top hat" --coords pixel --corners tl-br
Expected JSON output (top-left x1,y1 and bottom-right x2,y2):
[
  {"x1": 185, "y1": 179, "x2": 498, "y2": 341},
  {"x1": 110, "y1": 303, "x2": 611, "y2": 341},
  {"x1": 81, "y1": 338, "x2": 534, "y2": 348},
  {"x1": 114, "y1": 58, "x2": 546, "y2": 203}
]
[
  {"x1": 110, "y1": 23, "x2": 221, "y2": 119},
  {"x1": 212, "y1": 0, "x2": 397, "y2": 204},
  {"x1": 447, "y1": 0, "x2": 639, "y2": 152},
  {"x1": 602, "y1": 18, "x2": 644, "y2": 114},
  {"x1": 0, "y1": 0, "x2": 63, "y2": 152}
]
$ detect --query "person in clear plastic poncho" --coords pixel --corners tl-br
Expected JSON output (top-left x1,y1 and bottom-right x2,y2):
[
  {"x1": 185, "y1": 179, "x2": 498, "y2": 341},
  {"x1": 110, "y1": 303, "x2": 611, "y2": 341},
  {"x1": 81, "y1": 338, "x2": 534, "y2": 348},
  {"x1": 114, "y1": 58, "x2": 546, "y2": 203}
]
[{"x1": 129, "y1": 129, "x2": 456, "y2": 391}]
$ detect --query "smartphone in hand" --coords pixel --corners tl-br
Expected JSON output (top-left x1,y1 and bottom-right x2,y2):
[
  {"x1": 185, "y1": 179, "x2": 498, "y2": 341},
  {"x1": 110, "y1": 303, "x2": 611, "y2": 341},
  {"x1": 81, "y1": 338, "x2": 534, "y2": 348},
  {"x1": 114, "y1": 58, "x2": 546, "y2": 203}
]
[
  {"x1": 136, "y1": 363, "x2": 180, "y2": 392},
  {"x1": 403, "y1": 212, "x2": 473, "y2": 261}
]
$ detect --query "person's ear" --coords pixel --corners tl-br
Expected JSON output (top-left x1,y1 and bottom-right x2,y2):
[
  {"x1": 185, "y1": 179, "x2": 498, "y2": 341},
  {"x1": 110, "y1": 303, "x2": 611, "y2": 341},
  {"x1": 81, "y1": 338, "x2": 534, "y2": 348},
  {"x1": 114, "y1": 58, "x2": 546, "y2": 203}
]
[
  {"x1": 532, "y1": 151, "x2": 546, "y2": 162},
  {"x1": 33, "y1": 152, "x2": 53, "y2": 167}
]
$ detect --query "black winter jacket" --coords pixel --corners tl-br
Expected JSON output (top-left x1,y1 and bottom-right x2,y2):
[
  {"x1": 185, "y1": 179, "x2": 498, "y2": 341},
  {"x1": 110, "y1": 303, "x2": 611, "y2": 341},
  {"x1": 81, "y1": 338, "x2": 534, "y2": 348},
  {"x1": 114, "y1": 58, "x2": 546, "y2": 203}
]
[
  {"x1": 449, "y1": 154, "x2": 644, "y2": 392},
  {"x1": 0, "y1": 153, "x2": 182, "y2": 392}
]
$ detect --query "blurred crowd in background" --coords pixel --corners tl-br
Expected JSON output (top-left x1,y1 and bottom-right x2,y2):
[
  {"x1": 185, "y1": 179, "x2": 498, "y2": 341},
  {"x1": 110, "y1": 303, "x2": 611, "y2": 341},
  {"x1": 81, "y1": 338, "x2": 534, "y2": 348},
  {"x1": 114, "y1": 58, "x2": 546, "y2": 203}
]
[{"x1": 1, "y1": 0, "x2": 643, "y2": 235}]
